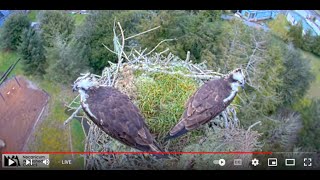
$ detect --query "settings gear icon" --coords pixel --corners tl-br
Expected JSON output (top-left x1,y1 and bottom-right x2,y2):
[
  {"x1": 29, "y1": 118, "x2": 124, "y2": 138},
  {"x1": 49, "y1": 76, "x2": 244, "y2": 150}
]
[{"x1": 251, "y1": 158, "x2": 259, "y2": 166}]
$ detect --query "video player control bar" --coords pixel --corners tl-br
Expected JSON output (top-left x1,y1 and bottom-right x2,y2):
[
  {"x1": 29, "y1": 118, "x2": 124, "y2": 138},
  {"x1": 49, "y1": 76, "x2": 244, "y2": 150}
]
[{"x1": 2, "y1": 154, "x2": 50, "y2": 168}]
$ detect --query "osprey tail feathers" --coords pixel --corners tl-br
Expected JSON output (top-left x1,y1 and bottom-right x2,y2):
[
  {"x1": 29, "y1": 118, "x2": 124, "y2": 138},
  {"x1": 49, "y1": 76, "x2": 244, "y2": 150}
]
[
  {"x1": 164, "y1": 119, "x2": 188, "y2": 141},
  {"x1": 149, "y1": 143, "x2": 169, "y2": 159},
  {"x1": 164, "y1": 127, "x2": 188, "y2": 141}
]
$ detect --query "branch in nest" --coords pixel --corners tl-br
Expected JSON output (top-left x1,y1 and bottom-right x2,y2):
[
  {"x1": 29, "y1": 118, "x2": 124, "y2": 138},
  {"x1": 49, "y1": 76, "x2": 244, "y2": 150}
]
[
  {"x1": 63, "y1": 106, "x2": 82, "y2": 126},
  {"x1": 131, "y1": 66, "x2": 219, "y2": 80},
  {"x1": 102, "y1": 43, "x2": 118, "y2": 55},
  {"x1": 246, "y1": 121, "x2": 262, "y2": 134},
  {"x1": 145, "y1": 39, "x2": 176, "y2": 56},
  {"x1": 185, "y1": 51, "x2": 190, "y2": 62}
]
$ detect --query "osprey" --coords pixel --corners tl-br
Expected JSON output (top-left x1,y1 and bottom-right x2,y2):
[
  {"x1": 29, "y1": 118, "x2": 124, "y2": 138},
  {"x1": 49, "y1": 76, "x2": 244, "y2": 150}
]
[
  {"x1": 165, "y1": 68, "x2": 245, "y2": 140},
  {"x1": 72, "y1": 73, "x2": 167, "y2": 158}
]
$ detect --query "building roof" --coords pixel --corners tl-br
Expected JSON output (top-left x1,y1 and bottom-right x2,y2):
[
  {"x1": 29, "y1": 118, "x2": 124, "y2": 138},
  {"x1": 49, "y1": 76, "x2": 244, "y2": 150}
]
[
  {"x1": 294, "y1": 10, "x2": 309, "y2": 18},
  {"x1": 292, "y1": 10, "x2": 320, "y2": 35},
  {"x1": 288, "y1": 11, "x2": 320, "y2": 36},
  {"x1": 245, "y1": 10, "x2": 278, "y2": 13},
  {"x1": 306, "y1": 19, "x2": 320, "y2": 36},
  {"x1": 0, "y1": 10, "x2": 10, "y2": 17},
  {"x1": 0, "y1": 10, "x2": 11, "y2": 27}
]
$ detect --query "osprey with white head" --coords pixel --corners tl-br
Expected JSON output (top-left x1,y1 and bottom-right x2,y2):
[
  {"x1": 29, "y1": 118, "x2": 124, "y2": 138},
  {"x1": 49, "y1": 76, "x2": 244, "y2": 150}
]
[
  {"x1": 72, "y1": 72, "x2": 167, "y2": 158},
  {"x1": 165, "y1": 68, "x2": 246, "y2": 141},
  {"x1": 223, "y1": 68, "x2": 245, "y2": 103},
  {"x1": 73, "y1": 73, "x2": 99, "y2": 101}
]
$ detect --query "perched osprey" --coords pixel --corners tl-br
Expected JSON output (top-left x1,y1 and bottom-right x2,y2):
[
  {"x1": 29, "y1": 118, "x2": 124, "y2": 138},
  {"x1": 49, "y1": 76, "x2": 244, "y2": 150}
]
[
  {"x1": 72, "y1": 73, "x2": 167, "y2": 158},
  {"x1": 165, "y1": 68, "x2": 245, "y2": 140}
]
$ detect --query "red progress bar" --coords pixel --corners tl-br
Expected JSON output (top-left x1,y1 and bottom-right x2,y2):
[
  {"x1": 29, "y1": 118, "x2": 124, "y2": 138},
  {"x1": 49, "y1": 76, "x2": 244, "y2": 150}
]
[{"x1": 2, "y1": 152, "x2": 272, "y2": 155}]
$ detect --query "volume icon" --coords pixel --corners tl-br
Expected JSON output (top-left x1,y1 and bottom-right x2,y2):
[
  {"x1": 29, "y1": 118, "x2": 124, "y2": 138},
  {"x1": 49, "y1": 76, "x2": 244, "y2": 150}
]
[{"x1": 43, "y1": 159, "x2": 50, "y2": 165}]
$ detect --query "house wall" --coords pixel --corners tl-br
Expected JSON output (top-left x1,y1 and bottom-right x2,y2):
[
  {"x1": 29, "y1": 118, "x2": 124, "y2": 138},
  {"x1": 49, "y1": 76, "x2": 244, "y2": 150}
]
[
  {"x1": 287, "y1": 13, "x2": 297, "y2": 25},
  {"x1": 239, "y1": 10, "x2": 276, "y2": 22},
  {"x1": 255, "y1": 11, "x2": 273, "y2": 20}
]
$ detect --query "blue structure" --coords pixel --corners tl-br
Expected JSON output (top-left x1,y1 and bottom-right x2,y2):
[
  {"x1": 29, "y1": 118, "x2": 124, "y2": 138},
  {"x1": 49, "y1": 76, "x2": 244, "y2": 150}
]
[
  {"x1": 0, "y1": 10, "x2": 11, "y2": 27},
  {"x1": 286, "y1": 11, "x2": 320, "y2": 36},
  {"x1": 237, "y1": 10, "x2": 278, "y2": 22}
]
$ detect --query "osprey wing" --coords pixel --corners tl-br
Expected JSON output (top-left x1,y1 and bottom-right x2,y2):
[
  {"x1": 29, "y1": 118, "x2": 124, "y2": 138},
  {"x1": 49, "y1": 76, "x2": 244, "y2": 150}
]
[
  {"x1": 85, "y1": 87, "x2": 164, "y2": 155},
  {"x1": 168, "y1": 79, "x2": 228, "y2": 139}
]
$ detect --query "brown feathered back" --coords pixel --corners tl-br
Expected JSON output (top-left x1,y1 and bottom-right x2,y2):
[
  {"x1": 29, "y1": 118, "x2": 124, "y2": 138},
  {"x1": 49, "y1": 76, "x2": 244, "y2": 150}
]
[
  {"x1": 83, "y1": 86, "x2": 165, "y2": 157},
  {"x1": 168, "y1": 75, "x2": 236, "y2": 139}
]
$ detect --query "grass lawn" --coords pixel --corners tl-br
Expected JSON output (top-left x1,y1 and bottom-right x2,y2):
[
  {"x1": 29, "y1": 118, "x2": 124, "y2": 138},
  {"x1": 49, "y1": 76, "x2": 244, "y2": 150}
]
[
  {"x1": 27, "y1": 11, "x2": 87, "y2": 27},
  {"x1": 301, "y1": 50, "x2": 320, "y2": 99},
  {"x1": 0, "y1": 50, "x2": 85, "y2": 169},
  {"x1": 70, "y1": 120, "x2": 85, "y2": 167},
  {"x1": 27, "y1": 10, "x2": 38, "y2": 21},
  {"x1": 70, "y1": 14, "x2": 88, "y2": 26},
  {"x1": 0, "y1": 51, "x2": 22, "y2": 77},
  {"x1": 27, "y1": 76, "x2": 78, "y2": 168}
]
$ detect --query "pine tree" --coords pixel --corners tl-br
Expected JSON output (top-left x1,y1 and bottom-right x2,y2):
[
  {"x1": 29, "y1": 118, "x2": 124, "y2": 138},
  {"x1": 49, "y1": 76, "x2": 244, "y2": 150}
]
[
  {"x1": 302, "y1": 30, "x2": 315, "y2": 52},
  {"x1": 280, "y1": 45, "x2": 314, "y2": 106},
  {"x1": 77, "y1": 10, "x2": 151, "y2": 73},
  {"x1": 298, "y1": 100, "x2": 320, "y2": 151},
  {"x1": 38, "y1": 10, "x2": 75, "y2": 47},
  {"x1": 19, "y1": 27, "x2": 47, "y2": 76},
  {"x1": 45, "y1": 36, "x2": 90, "y2": 84},
  {"x1": 288, "y1": 22, "x2": 303, "y2": 48},
  {"x1": 0, "y1": 13, "x2": 30, "y2": 51},
  {"x1": 267, "y1": 14, "x2": 290, "y2": 41},
  {"x1": 311, "y1": 36, "x2": 320, "y2": 56}
]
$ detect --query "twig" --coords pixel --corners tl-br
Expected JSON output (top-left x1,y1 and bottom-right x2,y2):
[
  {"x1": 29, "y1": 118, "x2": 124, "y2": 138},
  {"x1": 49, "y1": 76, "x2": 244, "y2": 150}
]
[
  {"x1": 66, "y1": 94, "x2": 81, "y2": 109},
  {"x1": 190, "y1": 64, "x2": 204, "y2": 73},
  {"x1": 247, "y1": 121, "x2": 261, "y2": 133},
  {"x1": 64, "y1": 106, "x2": 82, "y2": 126},
  {"x1": 131, "y1": 66, "x2": 219, "y2": 80},
  {"x1": 111, "y1": 22, "x2": 125, "y2": 86},
  {"x1": 102, "y1": 43, "x2": 118, "y2": 55},
  {"x1": 159, "y1": 48, "x2": 170, "y2": 56},
  {"x1": 118, "y1": 22, "x2": 125, "y2": 60},
  {"x1": 134, "y1": 49, "x2": 148, "y2": 62},
  {"x1": 165, "y1": 53, "x2": 174, "y2": 65},
  {"x1": 125, "y1": 26, "x2": 161, "y2": 40},
  {"x1": 145, "y1": 39, "x2": 175, "y2": 56},
  {"x1": 106, "y1": 68, "x2": 111, "y2": 86},
  {"x1": 185, "y1": 51, "x2": 190, "y2": 62}
]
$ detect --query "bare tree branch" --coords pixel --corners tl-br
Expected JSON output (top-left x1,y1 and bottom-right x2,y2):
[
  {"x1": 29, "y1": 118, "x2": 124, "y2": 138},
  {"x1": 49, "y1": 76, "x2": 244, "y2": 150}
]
[
  {"x1": 64, "y1": 106, "x2": 82, "y2": 126},
  {"x1": 145, "y1": 39, "x2": 176, "y2": 56},
  {"x1": 125, "y1": 26, "x2": 161, "y2": 40}
]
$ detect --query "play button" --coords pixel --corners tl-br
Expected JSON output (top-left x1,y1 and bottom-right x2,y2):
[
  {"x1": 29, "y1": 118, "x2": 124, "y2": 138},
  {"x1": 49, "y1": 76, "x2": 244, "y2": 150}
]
[{"x1": 8, "y1": 159, "x2": 15, "y2": 166}]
